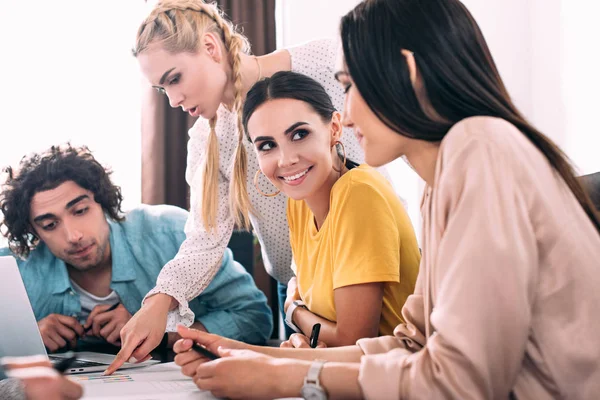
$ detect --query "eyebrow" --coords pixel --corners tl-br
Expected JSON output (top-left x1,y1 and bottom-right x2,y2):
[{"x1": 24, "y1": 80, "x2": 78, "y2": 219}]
[
  {"x1": 252, "y1": 122, "x2": 309, "y2": 143},
  {"x1": 158, "y1": 67, "x2": 176, "y2": 85},
  {"x1": 32, "y1": 194, "x2": 90, "y2": 223},
  {"x1": 66, "y1": 194, "x2": 89, "y2": 209}
]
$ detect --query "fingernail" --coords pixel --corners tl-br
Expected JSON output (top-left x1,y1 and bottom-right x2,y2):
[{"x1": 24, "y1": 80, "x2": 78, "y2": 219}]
[
  {"x1": 128, "y1": 357, "x2": 137, "y2": 363},
  {"x1": 183, "y1": 339, "x2": 193, "y2": 346}
]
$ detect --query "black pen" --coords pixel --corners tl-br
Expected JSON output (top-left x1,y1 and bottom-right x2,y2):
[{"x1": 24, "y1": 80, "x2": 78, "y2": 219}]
[
  {"x1": 84, "y1": 302, "x2": 121, "y2": 333},
  {"x1": 53, "y1": 356, "x2": 77, "y2": 374},
  {"x1": 309, "y1": 323, "x2": 321, "y2": 348},
  {"x1": 192, "y1": 343, "x2": 220, "y2": 360}
]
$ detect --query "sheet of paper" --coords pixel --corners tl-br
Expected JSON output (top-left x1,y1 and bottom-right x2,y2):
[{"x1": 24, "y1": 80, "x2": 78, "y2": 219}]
[{"x1": 73, "y1": 362, "x2": 219, "y2": 400}]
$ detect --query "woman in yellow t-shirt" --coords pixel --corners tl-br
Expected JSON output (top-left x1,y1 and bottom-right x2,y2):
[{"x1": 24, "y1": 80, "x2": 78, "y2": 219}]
[{"x1": 242, "y1": 71, "x2": 420, "y2": 347}]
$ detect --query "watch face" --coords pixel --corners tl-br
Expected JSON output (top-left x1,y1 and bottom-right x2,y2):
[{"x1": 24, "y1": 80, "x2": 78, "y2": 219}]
[{"x1": 301, "y1": 384, "x2": 327, "y2": 400}]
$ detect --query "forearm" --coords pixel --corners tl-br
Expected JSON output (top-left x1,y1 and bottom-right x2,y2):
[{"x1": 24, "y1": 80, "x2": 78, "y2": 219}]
[
  {"x1": 322, "y1": 362, "x2": 363, "y2": 399},
  {"x1": 143, "y1": 293, "x2": 178, "y2": 311},
  {"x1": 293, "y1": 308, "x2": 339, "y2": 344},
  {"x1": 293, "y1": 307, "x2": 370, "y2": 347},
  {"x1": 271, "y1": 359, "x2": 362, "y2": 400},
  {"x1": 248, "y1": 343, "x2": 364, "y2": 363}
]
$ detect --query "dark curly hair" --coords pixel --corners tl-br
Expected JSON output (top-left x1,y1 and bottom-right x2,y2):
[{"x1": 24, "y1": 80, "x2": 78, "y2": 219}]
[{"x1": 0, "y1": 144, "x2": 124, "y2": 258}]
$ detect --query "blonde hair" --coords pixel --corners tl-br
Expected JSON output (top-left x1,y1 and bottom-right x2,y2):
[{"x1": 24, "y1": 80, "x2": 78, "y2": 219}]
[{"x1": 134, "y1": 0, "x2": 253, "y2": 232}]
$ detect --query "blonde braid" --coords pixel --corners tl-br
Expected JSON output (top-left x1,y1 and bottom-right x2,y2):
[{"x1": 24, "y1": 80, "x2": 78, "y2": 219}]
[
  {"x1": 201, "y1": 116, "x2": 220, "y2": 231},
  {"x1": 215, "y1": 14, "x2": 253, "y2": 231},
  {"x1": 134, "y1": 1, "x2": 252, "y2": 232}
]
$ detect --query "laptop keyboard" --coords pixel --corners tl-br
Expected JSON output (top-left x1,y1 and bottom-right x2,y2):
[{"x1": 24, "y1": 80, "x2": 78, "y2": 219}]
[{"x1": 49, "y1": 355, "x2": 106, "y2": 368}]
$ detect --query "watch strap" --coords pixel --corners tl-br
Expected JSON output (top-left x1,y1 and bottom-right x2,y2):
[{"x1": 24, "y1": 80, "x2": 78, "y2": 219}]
[{"x1": 285, "y1": 300, "x2": 305, "y2": 333}]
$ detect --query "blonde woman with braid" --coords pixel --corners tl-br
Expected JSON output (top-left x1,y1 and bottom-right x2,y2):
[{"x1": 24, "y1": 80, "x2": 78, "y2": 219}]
[{"x1": 105, "y1": 0, "x2": 390, "y2": 374}]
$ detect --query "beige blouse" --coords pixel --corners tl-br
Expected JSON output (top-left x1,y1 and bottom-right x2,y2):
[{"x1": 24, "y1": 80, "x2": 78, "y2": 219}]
[{"x1": 356, "y1": 117, "x2": 600, "y2": 399}]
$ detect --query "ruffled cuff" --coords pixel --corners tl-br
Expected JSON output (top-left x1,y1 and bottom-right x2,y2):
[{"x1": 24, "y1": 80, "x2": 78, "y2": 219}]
[{"x1": 143, "y1": 287, "x2": 195, "y2": 331}]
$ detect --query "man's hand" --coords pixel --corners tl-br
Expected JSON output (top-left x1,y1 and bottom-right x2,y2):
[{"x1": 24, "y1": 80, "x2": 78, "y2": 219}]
[
  {"x1": 37, "y1": 314, "x2": 84, "y2": 352},
  {"x1": 84, "y1": 304, "x2": 132, "y2": 346}
]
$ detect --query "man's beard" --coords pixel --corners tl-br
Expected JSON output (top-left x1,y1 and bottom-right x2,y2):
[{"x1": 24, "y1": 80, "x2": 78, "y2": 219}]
[{"x1": 65, "y1": 241, "x2": 106, "y2": 271}]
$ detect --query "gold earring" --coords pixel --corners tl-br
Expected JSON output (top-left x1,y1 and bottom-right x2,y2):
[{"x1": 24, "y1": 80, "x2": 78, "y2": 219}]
[
  {"x1": 254, "y1": 169, "x2": 280, "y2": 197},
  {"x1": 332, "y1": 141, "x2": 347, "y2": 173}
]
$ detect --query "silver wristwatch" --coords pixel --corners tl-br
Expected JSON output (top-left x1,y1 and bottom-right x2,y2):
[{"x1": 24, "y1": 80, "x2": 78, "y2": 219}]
[
  {"x1": 301, "y1": 359, "x2": 328, "y2": 400},
  {"x1": 285, "y1": 300, "x2": 306, "y2": 333}
]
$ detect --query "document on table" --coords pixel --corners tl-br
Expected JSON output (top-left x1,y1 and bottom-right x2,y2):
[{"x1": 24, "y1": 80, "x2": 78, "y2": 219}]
[{"x1": 73, "y1": 362, "x2": 219, "y2": 400}]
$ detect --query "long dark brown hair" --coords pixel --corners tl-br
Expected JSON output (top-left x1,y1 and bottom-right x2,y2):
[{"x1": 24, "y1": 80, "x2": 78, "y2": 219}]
[{"x1": 341, "y1": 0, "x2": 600, "y2": 234}]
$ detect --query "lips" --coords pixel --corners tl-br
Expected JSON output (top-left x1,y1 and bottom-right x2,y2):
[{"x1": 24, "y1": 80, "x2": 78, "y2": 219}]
[
  {"x1": 188, "y1": 106, "x2": 201, "y2": 117},
  {"x1": 279, "y1": 166, "x2": 312, "y2": 186},
  {"x1": 68, "y1": 243, "x2": 94, "y2": 257},
  {"x1": 281, "y1": 168, "x2": 310, "y2": 182}
]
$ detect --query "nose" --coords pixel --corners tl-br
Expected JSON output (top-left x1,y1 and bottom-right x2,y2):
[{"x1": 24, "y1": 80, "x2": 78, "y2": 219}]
[
  {"x1": 340, "y1": 95, "x2": 354, "y2": 128},
  {"x1": 64, "y1": 222, "x2": 83, "y2": 244},
  {"x1": 277, "y1": 145, "x2": 299, "y2": 169},
  {"x1": 167, "y1": 89, "x2": 184, "y2": 109}
]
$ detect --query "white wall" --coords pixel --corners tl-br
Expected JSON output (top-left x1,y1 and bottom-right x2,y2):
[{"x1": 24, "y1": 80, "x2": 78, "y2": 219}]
[
  {"x1": 276, "y1": 0, "x2": 600, "y2": 241},
  {"x1": 458, "y1": 0, "x2": 600, "y2": 174},
  {"x1": 560, "y1": 1, "x2": 600, "y2": 175},
  {"x1": 0, "y1": 1, "x2": 145, "y2": 211},
  {"x1": 275, "y1": 0, "x2": 362, "y2": 48}
]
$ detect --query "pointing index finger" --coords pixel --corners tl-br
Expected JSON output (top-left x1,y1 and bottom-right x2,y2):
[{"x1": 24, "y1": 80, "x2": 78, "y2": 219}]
[{"x1": 103, "y1": 335, "x2": 142, "y2": 375}]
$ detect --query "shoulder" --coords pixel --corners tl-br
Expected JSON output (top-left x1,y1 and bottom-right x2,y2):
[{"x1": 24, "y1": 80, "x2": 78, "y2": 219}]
[
  {"x1": 287, "y1": 197, "x2": 311, "y2": 226},
  {"x1": 435, "y1": 116, "x2": 545, "y2": 202},
  {"x1": 0, "y1": 247, "x2": 14, "y2": 257},
  {"x1": 332, "y1": 165, "x2": 398, "y2": 208},
  {"x1": 287, "y1": 38, "x2": 339, "y2": 71},
  {"x1": 1, "y1": 244, "x2": 61, "y2": 282},
  {"x1": 440, "y1": 116, "x2": 528, "y2": 167},
  {"x1": 119, "y1": 204, "x2": 189, "y2": 234}
]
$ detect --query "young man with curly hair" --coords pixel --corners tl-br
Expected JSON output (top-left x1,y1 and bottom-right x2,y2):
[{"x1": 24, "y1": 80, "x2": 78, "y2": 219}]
[{"x1": 0, "y1": 144, "x2": 272, "y2": 354}]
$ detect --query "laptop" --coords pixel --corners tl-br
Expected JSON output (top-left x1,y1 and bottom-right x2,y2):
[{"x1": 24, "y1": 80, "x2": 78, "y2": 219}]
[{"x1": 0, "y1": 256, "x2": 158, "y2": 374}]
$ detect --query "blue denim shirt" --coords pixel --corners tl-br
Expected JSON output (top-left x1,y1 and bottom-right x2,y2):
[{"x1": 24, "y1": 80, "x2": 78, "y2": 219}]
[{"x1": 0, "y1": 204, "x2": 272, "y2": 344}]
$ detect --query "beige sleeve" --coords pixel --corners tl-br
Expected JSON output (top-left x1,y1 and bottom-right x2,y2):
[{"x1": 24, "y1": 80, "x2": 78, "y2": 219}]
[
  {"x1": 358, "y1": 136, "x2": 537, "y2": 399},
  {"x1": 357, "y1": 268, "x2": 427, "y2": 355}
]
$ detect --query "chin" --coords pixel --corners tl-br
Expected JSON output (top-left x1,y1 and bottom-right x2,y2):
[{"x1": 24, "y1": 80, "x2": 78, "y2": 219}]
[
  {"x1": 365, "y1": 149, "x2": 395, "y2": 168},
  {"x1": 202, "y1": 103, "x2": 221, "y2": 119},
  {"x1": 282, "y1": 190, "x2": 306, "y2": 201}
]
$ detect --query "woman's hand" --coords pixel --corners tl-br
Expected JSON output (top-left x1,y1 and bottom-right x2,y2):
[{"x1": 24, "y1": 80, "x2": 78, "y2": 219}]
[
  {"x1": 193, "y1": 348, "x2": 307, "y2": 400},
  {"x1": 283, "y1": 276, "x2": 301, "y2": 313},
  {"x1": 174, "y1": 325, "x2": 247, "y2": 379},
  {"x1": 280, "y1": 333, "x2": 327, "y2": 349},
  {"x1": 103, "y1": 293, "x2": 173, "y2": 375},
  {"x1": 2, "y1": 356, "x2": 83, "y2": 400}
]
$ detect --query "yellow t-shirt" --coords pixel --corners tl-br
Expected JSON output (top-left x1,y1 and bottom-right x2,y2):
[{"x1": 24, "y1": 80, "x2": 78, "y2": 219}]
[{"x1": 287, "y1": 165, "x2": 421, "y2": 336}]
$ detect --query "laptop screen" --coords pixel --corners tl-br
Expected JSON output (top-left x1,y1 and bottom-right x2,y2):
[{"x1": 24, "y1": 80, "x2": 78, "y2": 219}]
[{"x1": 0, "y1": 256, "x2": 49, "y2": 359}]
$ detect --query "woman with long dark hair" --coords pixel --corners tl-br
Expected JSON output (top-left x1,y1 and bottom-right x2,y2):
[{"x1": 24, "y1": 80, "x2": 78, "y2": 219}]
[{"x1": 170, "y1": 0, "x2": 600, "y2": 398}]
